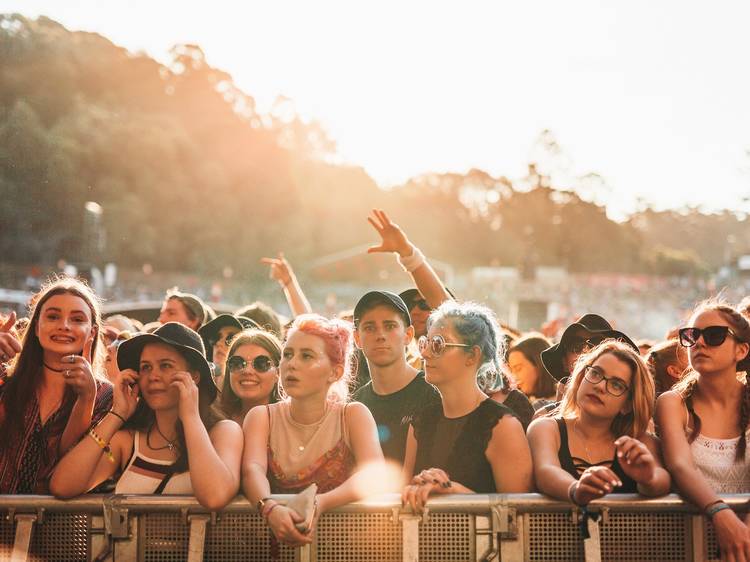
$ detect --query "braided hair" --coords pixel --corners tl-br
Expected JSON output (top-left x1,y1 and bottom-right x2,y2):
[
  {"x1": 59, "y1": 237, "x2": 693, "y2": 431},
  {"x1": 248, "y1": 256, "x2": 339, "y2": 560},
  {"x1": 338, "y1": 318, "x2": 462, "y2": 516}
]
[{"x1": 673, "y1": 299, "x2": 750, "y2": 461}]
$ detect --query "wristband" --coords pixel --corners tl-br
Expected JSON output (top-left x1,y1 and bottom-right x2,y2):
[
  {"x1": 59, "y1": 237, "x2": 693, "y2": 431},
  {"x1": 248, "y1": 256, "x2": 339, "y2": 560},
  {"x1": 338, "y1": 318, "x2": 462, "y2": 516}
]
[
  {"x1": 706, "y1": 502, "x2": 731, "y2": 519},
  {"x1": 398, "y1": 247, "x2": 426, "y2": 273},
  {"x1": 108, "y1": 410, "x2": 127, "y2": 424},
  {"x1": 88, "y1": 429, "x2": 115, "y2": 463},
  {"x1": 264, "y1": 503, "x2": 281, "y2": 520}
]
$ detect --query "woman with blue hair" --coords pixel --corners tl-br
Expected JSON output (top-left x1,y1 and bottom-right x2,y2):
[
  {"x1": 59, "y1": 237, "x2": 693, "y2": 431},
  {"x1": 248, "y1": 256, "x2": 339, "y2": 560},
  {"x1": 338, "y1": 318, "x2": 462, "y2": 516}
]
[{"x1": 402, "y1": 301, "x2": 533, "y2": 510}]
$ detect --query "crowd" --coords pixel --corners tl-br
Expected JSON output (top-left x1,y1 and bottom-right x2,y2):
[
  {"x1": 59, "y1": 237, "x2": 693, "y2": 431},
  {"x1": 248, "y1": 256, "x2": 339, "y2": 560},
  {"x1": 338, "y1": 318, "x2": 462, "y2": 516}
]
[{"x1": 1, "y1": 210, "x2": 750, "y2": 560}]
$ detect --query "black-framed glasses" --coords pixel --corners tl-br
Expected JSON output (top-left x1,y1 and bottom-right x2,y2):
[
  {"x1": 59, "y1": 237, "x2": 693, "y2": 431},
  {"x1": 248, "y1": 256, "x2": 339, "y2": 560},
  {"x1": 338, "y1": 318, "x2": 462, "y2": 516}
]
[
  {"x1": 418, "y1": 335, "x2": 470, "y2": 357},
  {"x1": 226, "y1": 355, "x2": 276, "y2": 373},
  {"x1": 679, "y1": 326, "x2": 738, "y2": 348},
  {"x1": 583, "y1": 365, "x2": 629, "y2": 397}
]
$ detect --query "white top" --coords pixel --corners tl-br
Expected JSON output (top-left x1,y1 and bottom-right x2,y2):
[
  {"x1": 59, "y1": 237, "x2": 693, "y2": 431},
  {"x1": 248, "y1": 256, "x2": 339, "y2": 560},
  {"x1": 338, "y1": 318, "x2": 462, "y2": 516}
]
[
  {"x1": 115, "y1": 431, "x2": 192, "y2": 495},
  {"x1": 690, "y1": 430, "x2": 750, "y2": 494}
]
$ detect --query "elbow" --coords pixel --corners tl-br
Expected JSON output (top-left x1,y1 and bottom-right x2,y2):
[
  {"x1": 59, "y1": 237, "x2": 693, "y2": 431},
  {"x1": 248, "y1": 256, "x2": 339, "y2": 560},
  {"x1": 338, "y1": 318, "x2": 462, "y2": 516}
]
[
  {"x1": 48, "y1": 478, "x2": 78, "y2": 500},
  {"x1": 197, "y1": 493, "x2": 233, "y2": 512}
]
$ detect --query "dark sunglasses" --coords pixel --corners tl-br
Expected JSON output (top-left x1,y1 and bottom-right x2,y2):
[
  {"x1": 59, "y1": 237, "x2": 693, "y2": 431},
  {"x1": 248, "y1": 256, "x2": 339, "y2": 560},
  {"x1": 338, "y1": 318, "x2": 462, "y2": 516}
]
[
  {"x1": 569, "y1": 338, "x2": 601, "y2": 354},
  {"x1": 418, "y1": 334, "x2": 470, "y2": 357},
  {"x1": 226, "y1": 355, "x2": 276, "y2": 373},
  {"x1": 410, "y1": 299, "x2": 431, "y2": 312},
  {"x1": 679, "y1": 326, "x2": 738, "y2": 348},
  {"x1": 210, "y1": 334, "x2": 236, "y2": 348}
]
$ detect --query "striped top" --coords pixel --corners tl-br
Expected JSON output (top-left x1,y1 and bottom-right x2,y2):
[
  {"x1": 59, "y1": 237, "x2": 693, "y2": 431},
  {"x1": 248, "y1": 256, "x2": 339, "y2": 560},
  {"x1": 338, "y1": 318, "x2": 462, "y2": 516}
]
[{"x1": 115, "y1": 431, "x2": 192, "y2": 494}]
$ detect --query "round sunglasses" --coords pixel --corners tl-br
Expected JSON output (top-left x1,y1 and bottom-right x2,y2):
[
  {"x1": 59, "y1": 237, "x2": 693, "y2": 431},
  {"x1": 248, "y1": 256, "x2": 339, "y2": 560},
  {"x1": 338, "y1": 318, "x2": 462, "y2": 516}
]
[
  {"x1": 226, "y1": 354, "x2": 276, "y2": 373},
  {"x1": 679, "y1": 326, "x2": 738, "y2": 348},
  {"x1": 418, "y1": 334, "x2": 470, "y2": 357}
]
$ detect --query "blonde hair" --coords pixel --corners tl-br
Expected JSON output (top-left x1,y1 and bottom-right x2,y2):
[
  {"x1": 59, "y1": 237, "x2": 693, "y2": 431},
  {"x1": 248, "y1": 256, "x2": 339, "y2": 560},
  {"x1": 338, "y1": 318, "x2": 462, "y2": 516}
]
[{"x1": 557, "y1": 339, "x2": 655, "y2": 438}]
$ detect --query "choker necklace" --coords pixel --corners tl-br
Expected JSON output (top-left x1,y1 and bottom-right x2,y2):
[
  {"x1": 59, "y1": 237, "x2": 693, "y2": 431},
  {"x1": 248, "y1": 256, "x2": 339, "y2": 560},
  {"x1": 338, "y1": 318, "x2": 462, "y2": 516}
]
[
  {"x1": 147, "y1": 422, "x2": 178, "y2": 452},
  {"x1": 43, "y1": 362, "x2": 65, "y2": 373}
]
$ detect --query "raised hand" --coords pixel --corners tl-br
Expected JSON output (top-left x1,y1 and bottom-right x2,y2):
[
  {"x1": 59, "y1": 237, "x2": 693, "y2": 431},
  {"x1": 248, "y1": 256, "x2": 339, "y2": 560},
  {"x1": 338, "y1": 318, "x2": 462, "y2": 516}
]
[
  {"x1": 170, "y1": 371, "x2": 200, "y2": 422},
  {"x1": 62, "y1": 327, "x2": 98, "y2": 401},
  {"x1": 112, "y1": 369, "x2": 140, "y2": 421},
  {"x1": 0, "y1": 311, "x2": 21, "y2": 363},
  {"x1": 260, "y1": 253, "x2": 294, "y2": 287},
  {"x1": 614, "y1": 436, "x2": 656, "y2": 485},
  {"x1": 366, "y1": 209, "x2": 413, "y2": 257}
]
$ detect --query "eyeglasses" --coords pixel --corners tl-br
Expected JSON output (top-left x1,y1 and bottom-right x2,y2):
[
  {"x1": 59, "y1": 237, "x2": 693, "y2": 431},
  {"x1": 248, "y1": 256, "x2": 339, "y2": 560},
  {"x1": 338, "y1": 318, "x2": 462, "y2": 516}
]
[
  {"x1": 411, "y1": 299, "x2": 431, "y2": 312},
  {"x1": 583, "y1": 365, "x2": 630, "y2": 397},
  {"x1": 679, "y1": 326, "x2": 738, "y2": 348},
  {"x1": 210, "y1": 334, "x2": 235, "y2": 348},
  {"x1": 226, "y1": 355, "x2": 276, "y2": 373},
  {"x1": 418, "y1": 335, "x2": 470, "y2": 357}
]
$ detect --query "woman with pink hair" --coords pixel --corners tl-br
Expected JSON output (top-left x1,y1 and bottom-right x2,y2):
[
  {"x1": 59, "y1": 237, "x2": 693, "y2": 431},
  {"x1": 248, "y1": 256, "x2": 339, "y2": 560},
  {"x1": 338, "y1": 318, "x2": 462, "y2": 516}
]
[{"x1": 242, "y1": 314, "x2": 383, "y2": 549}]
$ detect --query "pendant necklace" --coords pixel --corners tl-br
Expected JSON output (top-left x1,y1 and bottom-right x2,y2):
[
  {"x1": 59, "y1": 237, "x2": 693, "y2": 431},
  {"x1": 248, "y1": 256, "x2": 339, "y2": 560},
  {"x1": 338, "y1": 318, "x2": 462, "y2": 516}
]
[{"x1": 148, "y1": 421, "x2": 178, "y2": 452}]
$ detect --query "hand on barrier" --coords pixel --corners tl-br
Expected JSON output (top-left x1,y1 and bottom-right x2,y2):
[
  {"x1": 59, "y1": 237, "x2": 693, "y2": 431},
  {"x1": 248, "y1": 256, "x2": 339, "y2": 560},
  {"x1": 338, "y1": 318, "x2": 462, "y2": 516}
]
[
  {"x1": 0, "y1": 311, "x2": 21, "y2": 363},
  {"x1": 614, "y1": 436, "x2": 656, "y2": 485},
  {"x1": 267, "y1": 504, "x2": 314, "y2": 546},
  {"x1": 712, "y1": 508, "x2": 750, "y2": 562},
  {"x1": 62, "y1": 328, "x2": 97, "y2": 402},
  {"x1": 574, "y1": 465, "x2": 622, "y2": 505}
]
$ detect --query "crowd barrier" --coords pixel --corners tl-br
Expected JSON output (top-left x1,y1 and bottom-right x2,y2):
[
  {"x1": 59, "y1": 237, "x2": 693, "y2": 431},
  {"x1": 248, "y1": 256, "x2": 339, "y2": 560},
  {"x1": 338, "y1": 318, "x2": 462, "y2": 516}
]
[{"x1": 0, "y1": 493, "x2": 745, "y2": 562}]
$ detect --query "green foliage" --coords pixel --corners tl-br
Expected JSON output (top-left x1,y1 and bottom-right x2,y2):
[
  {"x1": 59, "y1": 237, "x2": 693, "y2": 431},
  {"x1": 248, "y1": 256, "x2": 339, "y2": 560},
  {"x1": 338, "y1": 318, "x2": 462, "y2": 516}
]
[{"x1": 0, "y1": 14, "x2": 746, "y2": 279}]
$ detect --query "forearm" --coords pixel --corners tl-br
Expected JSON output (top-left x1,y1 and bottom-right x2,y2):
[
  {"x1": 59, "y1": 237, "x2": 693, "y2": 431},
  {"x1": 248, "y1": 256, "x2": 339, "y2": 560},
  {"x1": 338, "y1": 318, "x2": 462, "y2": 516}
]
[
  {"x1": 399, "y1": 244, "x2": 451, "y2": 308},
  {"x1": 669, "y1": 461, "x2": 722, "y2": 509},
  {"x1": 182, "y1": 417, "x2": 239, "y2": 507},
  {"x1": 636, "y1": 467, "x2": 671, "y2": 497},
  {"x1": 282, "y1": 278, "x2": 312, "y2": 316},
  {"x1": 317, "y1": 464, "x2": 385, "y2": 511},
  {"x1": 535, "y1": 466, "x2": 577, "y2": 501},
  {"x1": 60, "y1": 397, "x2": 96, "y2": 453},
  {"x1": 242, "y1": 463, "x2": 272, "y2": 505},
  {"x1": 51, "y1": 413, "x2": 122, "y2": 497}
]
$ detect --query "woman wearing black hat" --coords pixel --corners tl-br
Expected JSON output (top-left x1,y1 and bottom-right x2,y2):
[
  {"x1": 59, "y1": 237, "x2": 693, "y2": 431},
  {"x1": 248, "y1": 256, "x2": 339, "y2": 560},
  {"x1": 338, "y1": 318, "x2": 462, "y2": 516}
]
[{"x1": 50, "y1": 322, "x2": 243, "y2": 510}]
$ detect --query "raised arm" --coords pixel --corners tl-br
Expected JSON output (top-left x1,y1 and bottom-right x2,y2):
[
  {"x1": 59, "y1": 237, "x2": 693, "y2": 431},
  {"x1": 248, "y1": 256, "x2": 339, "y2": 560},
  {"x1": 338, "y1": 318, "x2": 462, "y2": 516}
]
[
  {"x1": 261, "y1": 252, "x2": 312, "y2": 317},
  {"x1": 366, "y1": 209, "x2": 451, "y2": 309}
]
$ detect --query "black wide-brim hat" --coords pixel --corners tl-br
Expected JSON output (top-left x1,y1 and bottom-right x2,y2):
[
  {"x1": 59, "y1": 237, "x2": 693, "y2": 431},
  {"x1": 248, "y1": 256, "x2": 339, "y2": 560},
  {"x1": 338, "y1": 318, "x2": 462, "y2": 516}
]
[
  {"x1": 118, "y1": 322, "x2": 217, "y2": 402},
  {"x1": 540, "y1": 313, "x2": 638, "y2": 382},
  {"x1": 198, "y1": 314, "x2": 259, "y2": 361}
]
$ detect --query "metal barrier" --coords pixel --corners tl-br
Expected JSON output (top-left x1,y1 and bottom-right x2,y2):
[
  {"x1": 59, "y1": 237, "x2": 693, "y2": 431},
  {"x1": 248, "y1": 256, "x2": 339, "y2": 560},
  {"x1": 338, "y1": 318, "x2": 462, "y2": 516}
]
[{"x1": 0, "y1": 493, "x2": 745, "y2": 561}]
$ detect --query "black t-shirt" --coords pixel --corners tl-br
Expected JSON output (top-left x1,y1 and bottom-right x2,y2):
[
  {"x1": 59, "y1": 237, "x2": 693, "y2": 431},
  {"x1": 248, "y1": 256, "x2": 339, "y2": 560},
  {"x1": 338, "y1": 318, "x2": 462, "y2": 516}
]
[{"x1": 353, "y1": 371, "x2": 441, "y2": 464}]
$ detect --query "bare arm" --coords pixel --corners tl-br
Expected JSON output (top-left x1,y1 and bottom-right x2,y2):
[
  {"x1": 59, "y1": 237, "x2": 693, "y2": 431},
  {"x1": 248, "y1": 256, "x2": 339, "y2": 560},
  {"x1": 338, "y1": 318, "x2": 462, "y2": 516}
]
[
  {"x1": 316, "y1": 403, "x2": 386, "y2": 513},
  {"x1": 261, "y1": 253, "x2": 312, "y2": 317},
  {"x1": 366, "y1": 209, "x2": 451, "y2": 308},
  {"x1": 486, "y1": 415, "x2": 533, "y2": 492},
  {"x1": 527, "y1": 417, "x2": 576, "y2": 500}
]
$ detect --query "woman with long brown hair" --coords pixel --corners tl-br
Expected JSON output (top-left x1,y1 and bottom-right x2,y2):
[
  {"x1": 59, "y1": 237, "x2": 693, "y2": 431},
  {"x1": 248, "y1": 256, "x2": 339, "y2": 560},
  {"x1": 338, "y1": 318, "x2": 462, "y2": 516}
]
[{"x1": 0, "y1": 276, "x2": 112, "y2": 494}]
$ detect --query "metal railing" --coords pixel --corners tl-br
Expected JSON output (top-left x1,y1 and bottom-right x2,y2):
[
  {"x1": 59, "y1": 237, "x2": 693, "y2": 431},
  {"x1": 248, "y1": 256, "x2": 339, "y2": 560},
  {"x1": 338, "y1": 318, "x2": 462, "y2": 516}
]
[{"x1": 0, "y1": 493, "x2": 745, "y2": 561}]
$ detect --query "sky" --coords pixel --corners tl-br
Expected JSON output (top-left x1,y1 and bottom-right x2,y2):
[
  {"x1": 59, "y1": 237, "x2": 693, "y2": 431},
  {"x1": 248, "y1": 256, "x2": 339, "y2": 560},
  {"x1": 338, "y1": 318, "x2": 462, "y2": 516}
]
[{"x1": 3, "y1": 0, "x2": 750, "y2": 220}]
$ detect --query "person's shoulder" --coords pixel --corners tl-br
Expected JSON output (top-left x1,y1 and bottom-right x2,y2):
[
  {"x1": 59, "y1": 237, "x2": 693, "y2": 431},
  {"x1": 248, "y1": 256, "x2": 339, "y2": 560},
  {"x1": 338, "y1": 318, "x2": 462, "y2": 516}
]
[
  {"x1": 527, "y1": 414, "x2": 559, "y2": 436},
  {"x1": 345, "y1": 401, "x2": 375, "y2": 422},
  {"x1": 656, "y1": 390, "x2": 684, "y2": 410}
]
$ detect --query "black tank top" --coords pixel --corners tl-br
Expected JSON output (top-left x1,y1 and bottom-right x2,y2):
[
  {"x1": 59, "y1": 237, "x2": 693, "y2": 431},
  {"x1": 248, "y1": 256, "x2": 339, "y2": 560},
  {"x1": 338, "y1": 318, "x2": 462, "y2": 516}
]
[
  {"x1": 555, "y1": 417, "x2": 637, "y2": 493},
  {"x1": 412, "y1": 399, "x2": 516, "y2": 493}
]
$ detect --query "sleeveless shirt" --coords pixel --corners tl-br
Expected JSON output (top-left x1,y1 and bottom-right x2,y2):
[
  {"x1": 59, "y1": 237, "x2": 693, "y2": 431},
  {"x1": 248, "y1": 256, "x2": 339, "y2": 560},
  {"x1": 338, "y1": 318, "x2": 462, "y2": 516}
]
[
  {"x1": 555, "y1": 418, "x2": 637, "y2": 493},
  {"x1": 115, "y1": 431, "x2": 192, "y2": 494},
  {"x1": 266, "y1": 400, "x2": 355, "y2": 494},
  {"x1": 412, "y1": 398, "x2": 515, "y2": 493}
]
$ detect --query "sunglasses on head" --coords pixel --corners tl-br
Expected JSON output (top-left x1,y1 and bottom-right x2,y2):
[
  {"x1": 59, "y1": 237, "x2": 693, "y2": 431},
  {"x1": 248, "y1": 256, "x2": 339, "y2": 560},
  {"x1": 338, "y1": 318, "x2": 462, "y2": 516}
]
[
  {"x1": 679, "y1": 326, "x2": 737, "y2": 348},
  {"x1": 226, "y1": 354, "x2": 276, "y2": 373},
  {"x1": 418, "y1": 334, "x2": 470, "y2": 357}
]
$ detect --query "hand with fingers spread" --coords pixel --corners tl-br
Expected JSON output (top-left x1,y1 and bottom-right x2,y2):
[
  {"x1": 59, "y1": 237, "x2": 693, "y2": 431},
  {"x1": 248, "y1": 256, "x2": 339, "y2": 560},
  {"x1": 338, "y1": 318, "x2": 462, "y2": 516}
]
[
  {"x1": 112, "y1": 369, "x2": 140, "y2": 422},
  {"x1": 403, "y1": 467, "x2": 453, "y2": 512},
  {"x1": 261, "y1": 252, "x2": 295, "y2": 288},
  {"x1": 170, "y1": 371, "x2": 200, "y2": 422},
  {"x1": 614, "y1": 436, "x2": 657, "y2": 485},
  {"x1": 712, "y1": 509, "x2": 750, "y2": 562},
  {"x1": 366, "y1": 209, "x2": 414, "y2": 257},
  {"x1": 62, "y1": 328, "x2": 98, "y2": 402},
  {"x1": 0, "y1": 311, "x2": 21, "y2": 363},
  {"x1": 571, "y1": 465, "x2": 622, "y2": 506},
  {"x1": 267, "y1": 505, "x2": 314, "y2": 546}
]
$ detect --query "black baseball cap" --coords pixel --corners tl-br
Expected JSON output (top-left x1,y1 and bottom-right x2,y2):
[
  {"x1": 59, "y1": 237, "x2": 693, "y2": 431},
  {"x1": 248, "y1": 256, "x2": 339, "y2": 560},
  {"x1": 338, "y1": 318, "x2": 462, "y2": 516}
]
[{"x1": 353, "y1": 291, "x2": 412, "y2": 327}]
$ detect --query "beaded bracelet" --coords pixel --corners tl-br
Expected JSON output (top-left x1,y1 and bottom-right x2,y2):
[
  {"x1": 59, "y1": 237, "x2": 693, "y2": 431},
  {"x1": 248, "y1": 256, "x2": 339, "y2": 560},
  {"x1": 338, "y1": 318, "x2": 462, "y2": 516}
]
[{"x1": 88, "y1": 429, "x2": 115, "y2": 463}]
